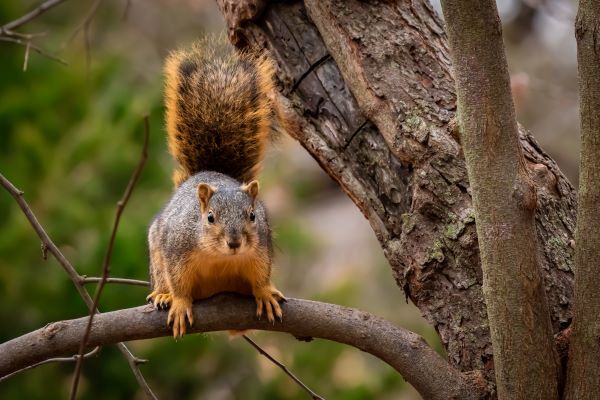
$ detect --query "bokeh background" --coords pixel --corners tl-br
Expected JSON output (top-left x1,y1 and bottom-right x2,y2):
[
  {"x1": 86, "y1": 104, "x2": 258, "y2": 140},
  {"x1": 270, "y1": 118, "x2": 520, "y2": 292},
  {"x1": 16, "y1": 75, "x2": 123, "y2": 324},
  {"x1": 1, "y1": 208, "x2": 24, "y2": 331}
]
[{"x1": 0, "y1": 1, "x2": 579, "y2": 399}]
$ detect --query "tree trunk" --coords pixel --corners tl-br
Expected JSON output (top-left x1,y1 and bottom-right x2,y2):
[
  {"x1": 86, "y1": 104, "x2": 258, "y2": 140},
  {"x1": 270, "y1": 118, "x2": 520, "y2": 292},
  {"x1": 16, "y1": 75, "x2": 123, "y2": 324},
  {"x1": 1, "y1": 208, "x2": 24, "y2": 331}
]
[
  {"x1": 440, "y1": 1, "x2": 559, "y2": 398},
  {"x1": 217, "y1": 0, "x2": 576, "y2": 392},
  {"x1": 565, "y1": 1, "x2": 600, "y2": 398}
]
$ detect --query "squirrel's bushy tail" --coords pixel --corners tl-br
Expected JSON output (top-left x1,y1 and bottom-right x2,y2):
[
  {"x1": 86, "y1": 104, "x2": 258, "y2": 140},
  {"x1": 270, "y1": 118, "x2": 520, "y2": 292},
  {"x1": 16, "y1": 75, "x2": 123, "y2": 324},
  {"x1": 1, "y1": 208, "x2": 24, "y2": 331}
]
[{"x1": 164, "y1": 37, "x2": 278, "y2": 187}]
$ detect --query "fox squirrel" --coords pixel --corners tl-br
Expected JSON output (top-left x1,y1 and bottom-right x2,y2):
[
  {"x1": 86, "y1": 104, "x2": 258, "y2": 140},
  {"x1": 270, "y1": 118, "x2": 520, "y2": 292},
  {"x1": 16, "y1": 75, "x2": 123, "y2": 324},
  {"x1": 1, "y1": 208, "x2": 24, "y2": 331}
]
[{"x1": 147, "y1": 38, "x2": 285, "y2": 338}]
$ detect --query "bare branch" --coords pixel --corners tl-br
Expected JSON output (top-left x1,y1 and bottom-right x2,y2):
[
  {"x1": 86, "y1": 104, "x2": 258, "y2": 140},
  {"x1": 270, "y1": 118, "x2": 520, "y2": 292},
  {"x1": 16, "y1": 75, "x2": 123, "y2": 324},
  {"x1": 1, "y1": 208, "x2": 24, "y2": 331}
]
[
  {"x1": 0, "y1": 36, "x2": 67, "y2": 65},
  {"x1": 123, "y1": 0, "x2": 132, "y2": 21},
  {"x1": 65, "y1": 0, "x2": 101, "y2": 68},
  {"x1": 0, "y1": 347, "x2": 100, "y2": 384},
  {"x1": 1, "y1": 30, "x2": 47, "y2": 40},
  {"x1": 23, "y1": 40, "x2": 31, "y2": 71},
  {"x1": 242, "y1": 334, "x2": 324, "y2": 400},
  {"x1": 68, "y1": 0, "x2": 101, "y2": 41},
  {"x1": 117, "y1": 345, "x2": 156, "y2": 400},
  {"x1": 0, "y1": 295, "x2": 486, "y2": 400},
  {"x1": 70, "y1": 115, "x2": 149, "y2": 399},
  {"x1": 0, "y1": 171, "x2": 156, "y2": 398},
  {"x1": 80, "y1": 276, "x2": 150, "y2": 287},
  {"x1": 0, "y1": 0, "x2": 68, "y2": 34}
]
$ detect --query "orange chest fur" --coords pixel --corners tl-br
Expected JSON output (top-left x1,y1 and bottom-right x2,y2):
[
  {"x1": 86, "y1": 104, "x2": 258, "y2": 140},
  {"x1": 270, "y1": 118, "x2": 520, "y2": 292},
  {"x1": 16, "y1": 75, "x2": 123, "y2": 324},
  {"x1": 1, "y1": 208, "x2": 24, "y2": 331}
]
[{"x1": 182, "y1": 250, "x2": 270, "y2": 299}]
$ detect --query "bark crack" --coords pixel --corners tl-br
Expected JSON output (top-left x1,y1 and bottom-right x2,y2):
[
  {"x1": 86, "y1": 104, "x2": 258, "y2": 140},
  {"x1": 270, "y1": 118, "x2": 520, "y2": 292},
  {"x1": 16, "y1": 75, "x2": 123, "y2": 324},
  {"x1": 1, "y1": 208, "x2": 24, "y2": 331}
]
[{"x1": 291, "y1": 54, "x2": 332, "y2": 93}]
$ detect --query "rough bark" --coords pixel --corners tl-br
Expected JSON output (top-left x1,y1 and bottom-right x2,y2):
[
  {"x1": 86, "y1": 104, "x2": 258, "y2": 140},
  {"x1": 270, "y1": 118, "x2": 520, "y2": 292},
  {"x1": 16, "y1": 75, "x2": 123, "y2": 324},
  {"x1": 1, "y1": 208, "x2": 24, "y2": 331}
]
[
  {"x1": 440, "y1": 1, "x2": 559, "y2": 398},
  {"x1": 217, "y1": 0, "x2": 577, "y2": 391},
  {"x1": 565, "y1": 2, "x2": 600, "y2": 398},
  {"x1": 0, "y1": 295, "x2": 485, "y2": 400}
]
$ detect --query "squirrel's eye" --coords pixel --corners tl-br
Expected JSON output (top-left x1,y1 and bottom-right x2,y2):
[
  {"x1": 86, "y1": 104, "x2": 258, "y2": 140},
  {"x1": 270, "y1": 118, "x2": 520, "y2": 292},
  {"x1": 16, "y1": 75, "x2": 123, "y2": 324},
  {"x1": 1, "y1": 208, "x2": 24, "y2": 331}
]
[
  {"x1": 207, "y1": 211, "x2": 215, "y2": 224},
  {"x1": 249, "y1": 211, "x2": 256, "y2": 222}
]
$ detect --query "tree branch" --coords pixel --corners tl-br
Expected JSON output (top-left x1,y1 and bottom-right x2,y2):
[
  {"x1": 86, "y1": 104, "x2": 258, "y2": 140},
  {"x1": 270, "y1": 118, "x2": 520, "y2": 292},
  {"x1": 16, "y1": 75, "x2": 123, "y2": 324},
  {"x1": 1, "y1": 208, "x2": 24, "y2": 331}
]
[
  {"x1": 80, "y1": 276, "x2": 150, "y2": 287},
  {"x1": 242, "y1": 334, "x2": 324, "y2": 400},
  {"x1": 0, "y1": 36, "x2": 67, "y2": 65},
  {"x1": 0, "y1": 0, "x2": 69, "y2": 34},
  {"x1": 0, "y1": 346, "x2": 100, "y2": 383},
  {"x1": 70, "y1": 115, "x2": 149, "y2": 399},
  {"x1": 0, "y1": 172, "x2": 156, "y2": 399},
  {"x1": 0, "y1": 0, "x2": 70, "y2": 68},
  {"x1": 0, "y1": 294, "x2": 486, "y2": 400},
  {"x1": 218, "y1": 0, "x2": 576, "y2": 388},
  {"x1": 440, "y1": 1, "x2": 559, "y2": 398},
  {"x1": 565, "y1": 1, "x2": 600, "y2": 398}
]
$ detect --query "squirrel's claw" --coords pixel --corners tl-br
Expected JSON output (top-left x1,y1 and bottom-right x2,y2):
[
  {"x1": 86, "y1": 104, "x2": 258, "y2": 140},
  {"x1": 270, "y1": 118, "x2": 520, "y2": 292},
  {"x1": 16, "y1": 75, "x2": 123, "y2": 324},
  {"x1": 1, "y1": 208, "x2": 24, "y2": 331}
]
[
  {"x1": 272, "y1": 289, "x2": 286, "y2": 302},
  {"x1": 148, "y1": 292, "x2": 172, "y2": 311},
  {"x1": 269, "y1": 297, "x2": 283, "y2": 322},
  {"x1": 254, "y1": 286, "x2": 285, "y2": 324},
  {"x1": 167, "y1": 297, "x2": 193, "y2": 338},
  {"x1": 146, "y1": 292, "x2": 155, "y2": 304},
  {"x1": 147, "y1": 291, "x2": 172, "y2": 311},
  {"x1": 255, "y1": 297, "x2": 264, "y2": 320}
]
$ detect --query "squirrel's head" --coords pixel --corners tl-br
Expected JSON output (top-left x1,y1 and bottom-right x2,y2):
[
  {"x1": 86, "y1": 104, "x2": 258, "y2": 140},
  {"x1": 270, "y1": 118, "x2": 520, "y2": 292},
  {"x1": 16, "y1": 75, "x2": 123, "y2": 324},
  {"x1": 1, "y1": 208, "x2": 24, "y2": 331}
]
[{"x1": 196, "y1": 180, "x2": 261, "y2": 256}]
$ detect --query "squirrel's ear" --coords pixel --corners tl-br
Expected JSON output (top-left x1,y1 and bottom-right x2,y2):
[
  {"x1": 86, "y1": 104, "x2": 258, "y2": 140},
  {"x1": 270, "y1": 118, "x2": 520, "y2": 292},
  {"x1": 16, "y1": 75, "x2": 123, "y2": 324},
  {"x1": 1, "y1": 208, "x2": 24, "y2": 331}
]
[
  {"x1": 241, "y1": 180, "x2": 259, "y2": 205},
  {"x1": 197, "y1": 183, "x2": 216, "y2": 213}
]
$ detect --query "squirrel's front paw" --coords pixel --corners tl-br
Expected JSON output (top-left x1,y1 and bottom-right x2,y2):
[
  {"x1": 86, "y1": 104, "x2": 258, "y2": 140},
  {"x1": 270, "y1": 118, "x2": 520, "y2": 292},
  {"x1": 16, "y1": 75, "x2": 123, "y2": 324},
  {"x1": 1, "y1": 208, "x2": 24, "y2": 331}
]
[
  {"x1": 167, "y1": 297, "x2": 194, "y2": 338},
  {"x1": 253, "y1": 286, "x2": 286, "y2": 323},
  {"x1": 146, "y1": 291, "x2": 172, "y2": 310}
]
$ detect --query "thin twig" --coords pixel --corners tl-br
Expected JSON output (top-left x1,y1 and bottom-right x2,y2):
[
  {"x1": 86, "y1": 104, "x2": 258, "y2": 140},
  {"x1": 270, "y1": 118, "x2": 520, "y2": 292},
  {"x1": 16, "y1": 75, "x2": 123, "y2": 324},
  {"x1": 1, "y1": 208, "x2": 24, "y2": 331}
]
[
  {"x1": 0, "y1": 0, "x2": 66, "y2": 70},
  {"x1": 70, "y1": 115, "x2": 150, "y2": 400},
  {"x1": 65, "y1": 0, "x2": 101, "y2": 69},
  {"x1": 0, "y1": 0, "x2": 68, "y2": 34},
  {"x1": 0, "y1": 174, "x2": 156, "y2": 398},
  {"x1": 0, "y1": 36, "x2": 67, "y2": 65},
  {"x1": 118, "y1": 344, "x2": 156, "y2": 400},
  {"x1": 70, "y1": 0, "x2": 102, "y2": 40},
  {"x1": 3, "y1": 29, "x2": 48, "y2": 40},
  {"x1": 242, "y1": 335, "x2": 325, "y2": 400},
  {"x1": 0, "y1": 347, "x2": 100, "y2": 383},
  {"x1": 123, "y1": 0, "x2": 132, "y2": 21},
  {"x1": 0, "y1": 120, "x2": 156, "y2": 399},
  {"x1": 23, "y1": 41, "x2": 31, "y2": 71},
  {"x1": 83, "y1": 18, "x2": 91, "y2": 71},
  {"x1": 81, "y1": 276, "x2": 150, "y2": 287}
]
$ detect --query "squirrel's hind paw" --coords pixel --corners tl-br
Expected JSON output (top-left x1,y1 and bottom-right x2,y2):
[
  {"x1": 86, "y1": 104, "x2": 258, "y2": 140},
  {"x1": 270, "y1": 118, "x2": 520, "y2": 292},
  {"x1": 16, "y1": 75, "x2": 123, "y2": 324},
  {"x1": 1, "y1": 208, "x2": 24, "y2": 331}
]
[
  {"x1": 147, "y1": 291, "x2": 173, "y2": 310},
  {"x1": 254, "y1": 287, "x2": 285, "y2": 323}
]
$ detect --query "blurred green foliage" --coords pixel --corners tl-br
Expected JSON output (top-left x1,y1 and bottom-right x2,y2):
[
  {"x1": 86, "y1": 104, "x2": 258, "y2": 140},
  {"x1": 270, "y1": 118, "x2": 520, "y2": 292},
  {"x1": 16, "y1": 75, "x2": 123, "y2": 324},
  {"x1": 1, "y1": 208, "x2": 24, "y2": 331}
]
[{"x1": 0, "y1": 1, "x2": 434, "y2": 399}]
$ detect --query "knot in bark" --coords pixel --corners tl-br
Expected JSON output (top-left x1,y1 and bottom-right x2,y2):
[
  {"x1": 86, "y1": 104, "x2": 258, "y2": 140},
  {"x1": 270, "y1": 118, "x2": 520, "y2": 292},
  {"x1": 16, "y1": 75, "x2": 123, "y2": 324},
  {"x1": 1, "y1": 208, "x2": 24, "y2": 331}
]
[{"x1": 512, "y1": 175, "x2": 537, "y2": 212}]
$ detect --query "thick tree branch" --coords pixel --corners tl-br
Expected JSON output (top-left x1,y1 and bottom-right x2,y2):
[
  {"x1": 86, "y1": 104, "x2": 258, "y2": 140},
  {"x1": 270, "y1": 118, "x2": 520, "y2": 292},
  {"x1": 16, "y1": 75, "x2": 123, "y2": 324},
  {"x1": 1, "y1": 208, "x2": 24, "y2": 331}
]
[
  {"x1": 216, "y1": 1, "x2": 577, "y2": 389},
  {"x1": 440, "y1": 1, "x2": 559, "y2": 398},
  {"x1": 565, "y1": 2, "x2": 600, "y2": 398},
  {"x1": 0, "y1": 295, "x2": 486, "y2": 400}
]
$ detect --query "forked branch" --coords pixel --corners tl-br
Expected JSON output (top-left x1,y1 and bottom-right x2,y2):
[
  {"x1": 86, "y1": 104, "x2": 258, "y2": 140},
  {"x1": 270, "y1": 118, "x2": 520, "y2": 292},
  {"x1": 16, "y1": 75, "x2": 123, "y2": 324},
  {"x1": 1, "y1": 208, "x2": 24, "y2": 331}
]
[
  {"x1": 0, "y1": 120, "x2": 156, "y2": 399},
  {"x1": 70, "y1": 115, "x2": 149, "y2": 399}
]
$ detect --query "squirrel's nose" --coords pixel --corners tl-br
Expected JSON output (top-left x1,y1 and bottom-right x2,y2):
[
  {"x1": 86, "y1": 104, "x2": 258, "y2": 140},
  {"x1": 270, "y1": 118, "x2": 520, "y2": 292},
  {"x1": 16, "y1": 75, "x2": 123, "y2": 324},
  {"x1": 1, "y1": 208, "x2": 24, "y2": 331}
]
[{"x1": 227, "y1": 240, "x2": 241, "y2": 250}]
